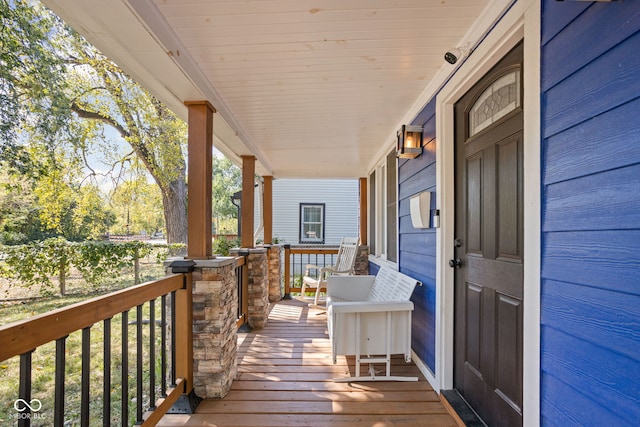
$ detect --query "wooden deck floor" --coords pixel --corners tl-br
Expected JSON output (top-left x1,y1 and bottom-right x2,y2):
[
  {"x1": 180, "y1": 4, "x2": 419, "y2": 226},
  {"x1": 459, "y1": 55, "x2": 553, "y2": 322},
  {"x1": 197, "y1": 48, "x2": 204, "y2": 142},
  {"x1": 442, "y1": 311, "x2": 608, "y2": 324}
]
[{"x1": 158, "y1": 299, "x2": 458, "y2": 427}]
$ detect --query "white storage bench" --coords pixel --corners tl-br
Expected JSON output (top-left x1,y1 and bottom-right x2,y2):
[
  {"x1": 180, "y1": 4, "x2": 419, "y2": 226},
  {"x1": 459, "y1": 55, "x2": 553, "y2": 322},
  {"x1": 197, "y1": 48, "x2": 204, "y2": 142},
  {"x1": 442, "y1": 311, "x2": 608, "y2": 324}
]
[{"x1": 326, "y1": 266, "x2": 421, "y2": 382}]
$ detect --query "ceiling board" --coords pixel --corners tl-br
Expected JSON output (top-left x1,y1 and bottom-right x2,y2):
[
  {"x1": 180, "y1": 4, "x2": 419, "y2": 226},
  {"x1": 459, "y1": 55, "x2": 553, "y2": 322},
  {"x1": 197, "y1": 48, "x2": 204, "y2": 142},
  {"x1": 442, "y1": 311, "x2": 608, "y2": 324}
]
[{"x1": 42, "y1": 0, "x2": 500, "y2": 178}]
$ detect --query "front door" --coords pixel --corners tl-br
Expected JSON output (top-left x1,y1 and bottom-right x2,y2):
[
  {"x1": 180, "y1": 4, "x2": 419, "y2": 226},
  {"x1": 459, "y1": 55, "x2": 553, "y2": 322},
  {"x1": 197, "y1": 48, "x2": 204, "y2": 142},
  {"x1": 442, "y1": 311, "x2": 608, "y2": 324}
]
[{"x1": 452, "y1": 42, "x2": 524, "y2": 427}]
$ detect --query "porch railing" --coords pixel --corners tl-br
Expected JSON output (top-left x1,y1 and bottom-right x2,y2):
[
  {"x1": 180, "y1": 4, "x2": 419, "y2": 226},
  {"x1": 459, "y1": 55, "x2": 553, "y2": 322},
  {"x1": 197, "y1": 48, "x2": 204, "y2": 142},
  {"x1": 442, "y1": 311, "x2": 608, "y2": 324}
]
[
  {"x1": 283, "y1": 244, "x2": 339, "y2": 296},
  {"x1": 0, "y1": 272, "x2": 193, "y2": 427},
  {"x1": 235, "y1": 254, "x2": 249, "y2": 329}
]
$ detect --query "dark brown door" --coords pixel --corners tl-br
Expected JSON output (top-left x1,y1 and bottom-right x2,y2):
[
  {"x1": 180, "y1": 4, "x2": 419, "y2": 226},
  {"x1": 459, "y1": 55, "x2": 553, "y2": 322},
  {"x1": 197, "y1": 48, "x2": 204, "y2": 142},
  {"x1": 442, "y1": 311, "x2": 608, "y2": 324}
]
[{"x1": 453, "y1": 42, "x2": 524, "y2": 427}]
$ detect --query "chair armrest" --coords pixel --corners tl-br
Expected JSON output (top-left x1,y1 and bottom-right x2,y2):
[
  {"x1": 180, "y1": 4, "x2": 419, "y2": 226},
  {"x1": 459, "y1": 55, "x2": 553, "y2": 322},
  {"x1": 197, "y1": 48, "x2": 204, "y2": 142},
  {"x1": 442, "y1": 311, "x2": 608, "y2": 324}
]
[
  {"x1": 304, "y1": 263, "x2": 321, "y2": 277},
  {"x1": 330, "y1": 300, "x2": 414, "y2": 314},
  {"x1": 326, "y1": 275, "x2": 375, "y2": 301}
]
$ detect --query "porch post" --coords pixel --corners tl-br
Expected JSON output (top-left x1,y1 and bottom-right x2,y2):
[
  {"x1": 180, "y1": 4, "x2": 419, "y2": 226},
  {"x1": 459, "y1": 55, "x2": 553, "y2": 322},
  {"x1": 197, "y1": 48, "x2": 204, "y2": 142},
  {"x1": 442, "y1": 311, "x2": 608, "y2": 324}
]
[
  {"x1": 263, "y1": 175, "x2": 273, "y2": 244},
  {"x1": 359, "y1": 177, "x2": 368, "y2": 245},
  {"x1": 175, "y1": 271, "x2": 194, "y2": 394},
  {"x1": 241, "y1": 155, "x2": 256, "y2": 248},
  {"x1": 185, "y1": 101, "x2": 215, "y2": 259}
]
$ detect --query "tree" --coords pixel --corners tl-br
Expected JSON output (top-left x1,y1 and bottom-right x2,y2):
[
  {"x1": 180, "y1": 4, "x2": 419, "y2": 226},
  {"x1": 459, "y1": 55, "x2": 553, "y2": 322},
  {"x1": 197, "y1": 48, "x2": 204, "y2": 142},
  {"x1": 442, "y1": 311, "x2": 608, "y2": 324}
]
[
  {"x1": 67, "y1": 50, "x2": 188, "y2": 243},
  {"x1": 0, "y1": 0, "x2": 188, "y2": 244},
  {"x1": 110, "y1": 175, "x2": 164, "y2": 236},
  {"x1": 0, "y1": 0, "x2": 68, "y2": 159},
  {"x1": 212, "y1": 156, "x2": 242, "y2": 233},
  {"x1": 0, "y1": 171, "x2": 44, "y2": 244},
  {"x1": 0, "y1": 157, "x2": 115, "y2": 244}
]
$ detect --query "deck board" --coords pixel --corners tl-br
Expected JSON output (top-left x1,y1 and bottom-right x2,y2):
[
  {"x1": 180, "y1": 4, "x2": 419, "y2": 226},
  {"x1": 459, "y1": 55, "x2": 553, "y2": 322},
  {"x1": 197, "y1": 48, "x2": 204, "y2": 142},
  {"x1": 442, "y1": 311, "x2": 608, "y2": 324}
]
[{"x1": 158, "y1": 299, "x2": 457, "y2": 427}]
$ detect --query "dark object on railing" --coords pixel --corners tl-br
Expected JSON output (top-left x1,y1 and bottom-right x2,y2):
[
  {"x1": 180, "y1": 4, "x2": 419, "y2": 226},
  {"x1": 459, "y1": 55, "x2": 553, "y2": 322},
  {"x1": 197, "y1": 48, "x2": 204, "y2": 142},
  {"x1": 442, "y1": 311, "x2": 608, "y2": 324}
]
[
  {"x1": 18, "y1": 351, "x2": 32, "y2": 427},
  {"x1": 149, "y1": 300, "x2": 157, "y2": 411},
  {"x1": 283, "y1": 244, "x2": 292, "y2": 299},
  {"x1": 161, "y1": 295, "x2": 168, "y2": 398},
  {"x1": 103, "y1": 319, "x2": 111, "y2": 427},
  {"x1": 55, "y1": 336, "x2": 67, "y2": 426},
  {"x1": 170, "y1": 292, "x2": 177, "y2": 388},
  {"x1": 166, "y1": 392, "x2": 202, "y2": 414},
  {"x1": 81, "y1": 327, "x2": 91, "y2": 426},
  {"x1": 122, "y1": 310, "x2": 129, "y2": 426},
  {"x1": 170, "y1": 259, "x2": 196, "y2": 273},
  {"x1": 235, "y1": 253, "x2": 251, "y2": 331},
  {"x1": 136, "y1": 304, "x2": 144, "y2": 424}
]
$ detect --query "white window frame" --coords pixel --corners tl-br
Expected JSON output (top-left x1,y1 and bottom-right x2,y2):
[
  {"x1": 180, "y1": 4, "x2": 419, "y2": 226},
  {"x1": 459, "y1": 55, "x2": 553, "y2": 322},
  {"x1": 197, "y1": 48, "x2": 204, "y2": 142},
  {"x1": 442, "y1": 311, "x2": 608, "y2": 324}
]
[
  {"x1": 299, "y1": 203, "x2": 325, "y2": 244},
  {"x1": 370, "y1": 148, "x2": 398, "y2": 263}
]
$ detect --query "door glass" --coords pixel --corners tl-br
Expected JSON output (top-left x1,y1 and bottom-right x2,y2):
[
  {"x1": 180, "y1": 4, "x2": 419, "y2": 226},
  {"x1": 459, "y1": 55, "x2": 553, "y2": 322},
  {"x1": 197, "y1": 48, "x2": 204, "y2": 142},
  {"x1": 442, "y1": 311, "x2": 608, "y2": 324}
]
[{"x1": 469, "y1": 70, "x2": 520, "y2": 136}]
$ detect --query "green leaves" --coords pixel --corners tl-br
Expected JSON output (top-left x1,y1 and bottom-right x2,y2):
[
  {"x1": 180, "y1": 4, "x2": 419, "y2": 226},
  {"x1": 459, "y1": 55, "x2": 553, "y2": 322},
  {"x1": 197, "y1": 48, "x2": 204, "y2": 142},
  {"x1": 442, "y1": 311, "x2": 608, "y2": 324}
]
[
  {"x1": 0, "y1": 239, "x2": 167, "y2": 290},
  {"x1": 0, "y1": 0, "x2": 70, "y2": 147}
]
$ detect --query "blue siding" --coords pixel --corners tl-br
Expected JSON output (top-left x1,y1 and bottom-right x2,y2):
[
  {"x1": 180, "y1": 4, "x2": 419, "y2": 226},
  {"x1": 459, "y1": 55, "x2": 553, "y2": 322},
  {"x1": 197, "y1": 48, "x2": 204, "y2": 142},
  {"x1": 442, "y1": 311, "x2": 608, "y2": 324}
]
[
  {"x1": 541, "y1": 1, "x2": 640, "y2": 424},
  {"x1": 398, "y1": 98, "x2": 438, "y2": 372}
]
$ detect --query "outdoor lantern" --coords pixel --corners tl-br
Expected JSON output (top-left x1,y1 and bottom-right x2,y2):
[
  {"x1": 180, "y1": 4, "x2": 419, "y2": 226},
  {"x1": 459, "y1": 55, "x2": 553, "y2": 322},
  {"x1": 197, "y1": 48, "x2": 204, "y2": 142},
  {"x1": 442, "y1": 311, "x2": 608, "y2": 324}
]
[{"x1": 396, "y1": 125, "x2": 423, "y2": 158}]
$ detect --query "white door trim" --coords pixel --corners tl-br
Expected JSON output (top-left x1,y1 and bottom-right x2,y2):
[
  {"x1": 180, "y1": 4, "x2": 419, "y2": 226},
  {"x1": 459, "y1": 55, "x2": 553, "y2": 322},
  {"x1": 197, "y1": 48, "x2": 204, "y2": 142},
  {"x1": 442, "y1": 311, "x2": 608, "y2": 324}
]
[{"x1": 434, "y1": 1, "x2": 541, "y2": 426}]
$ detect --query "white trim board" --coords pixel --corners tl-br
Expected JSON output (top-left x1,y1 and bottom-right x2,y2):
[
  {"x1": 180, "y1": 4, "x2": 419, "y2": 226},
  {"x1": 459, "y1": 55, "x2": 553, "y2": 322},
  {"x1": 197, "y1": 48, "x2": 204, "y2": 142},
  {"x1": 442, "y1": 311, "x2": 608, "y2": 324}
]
[{"x1": 434, "y1": 1, "x2": 541, "y2": 426}]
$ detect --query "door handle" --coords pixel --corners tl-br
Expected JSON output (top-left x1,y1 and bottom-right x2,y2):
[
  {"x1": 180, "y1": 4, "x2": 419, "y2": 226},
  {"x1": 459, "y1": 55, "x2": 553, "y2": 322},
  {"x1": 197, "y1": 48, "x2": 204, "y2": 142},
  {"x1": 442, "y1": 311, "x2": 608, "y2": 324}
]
[{"x1": 448, "y1": 258, "x2": 462, "y2": 269}]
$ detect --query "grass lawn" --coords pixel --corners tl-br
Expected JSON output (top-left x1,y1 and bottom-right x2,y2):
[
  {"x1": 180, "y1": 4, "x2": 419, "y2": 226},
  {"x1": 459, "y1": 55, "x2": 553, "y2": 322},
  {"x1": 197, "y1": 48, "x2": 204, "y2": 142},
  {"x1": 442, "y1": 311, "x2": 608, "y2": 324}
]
[{"x1": 0, "y1": 261, "x2": 167, "y2": 426}]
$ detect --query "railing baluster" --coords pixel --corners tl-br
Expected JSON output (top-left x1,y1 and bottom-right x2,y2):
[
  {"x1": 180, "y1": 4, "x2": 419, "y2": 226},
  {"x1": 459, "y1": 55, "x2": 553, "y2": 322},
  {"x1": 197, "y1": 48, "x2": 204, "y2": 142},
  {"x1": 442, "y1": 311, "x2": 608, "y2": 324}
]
[
  {"x1": 103, "y1": 318, "x2": 111, "y2": 427},
  {"x1": 299, "y1": 254, "x2": 303, "y2": 279},
  {"x1": 54, "y1": 337, "x2": 66, "y2": 427},
  {"x1": 81, "y1": 327, "x2": 91, "y2": 427},
  {"x1": 121, "y1": 310, "x2": 129, "y2": 427},
  {"x1": 148, "y1": 299, "x2": 156, "y2": 410},
  {"x1": 283, "y1": 245, "x2": 291, "y2": 297},
  {"x1": 170, "y1": 291, "x2": 177, "y2": 387},
  {"x1": 236, "y1": 264, "x2": 242, "y2": 320},
  {"x1": 160, "y1": 294, "x2": 167, "y2": 397},
  {"x1": 136, "y1": 304, "x2": 143, "y2": 424},
  {"x1": 18, "y1": 350, "x2": 33, "y2": 427}
]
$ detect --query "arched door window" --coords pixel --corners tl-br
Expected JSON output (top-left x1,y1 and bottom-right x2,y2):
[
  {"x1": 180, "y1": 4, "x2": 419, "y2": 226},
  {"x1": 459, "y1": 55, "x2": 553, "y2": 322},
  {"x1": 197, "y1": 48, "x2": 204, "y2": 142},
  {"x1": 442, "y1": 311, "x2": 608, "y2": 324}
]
[{"x1": 469, "y1": 69, "x2": 521, "y2": 136}]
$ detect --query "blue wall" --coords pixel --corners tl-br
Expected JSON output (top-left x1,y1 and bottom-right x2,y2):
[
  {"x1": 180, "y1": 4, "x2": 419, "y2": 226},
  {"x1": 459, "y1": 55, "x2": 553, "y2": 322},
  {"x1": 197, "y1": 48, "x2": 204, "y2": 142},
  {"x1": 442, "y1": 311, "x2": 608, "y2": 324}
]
[
  {"x1": 541, "y1": 1, "x2": 640, "y2": 425},
  {"x1": 398, "y1": 98, "x2": 438, "y2": 372},
  {"x1": 369, "y1": 99, "x2": 438, "y2": 373}
]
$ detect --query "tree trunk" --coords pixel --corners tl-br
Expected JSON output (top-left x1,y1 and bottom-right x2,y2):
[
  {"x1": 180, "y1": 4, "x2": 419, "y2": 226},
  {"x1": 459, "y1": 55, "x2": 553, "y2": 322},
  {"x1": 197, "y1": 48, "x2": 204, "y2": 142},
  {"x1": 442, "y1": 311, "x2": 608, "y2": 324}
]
[{"x1": 161, "y1": 174, "x2": 188, "y2": 245}]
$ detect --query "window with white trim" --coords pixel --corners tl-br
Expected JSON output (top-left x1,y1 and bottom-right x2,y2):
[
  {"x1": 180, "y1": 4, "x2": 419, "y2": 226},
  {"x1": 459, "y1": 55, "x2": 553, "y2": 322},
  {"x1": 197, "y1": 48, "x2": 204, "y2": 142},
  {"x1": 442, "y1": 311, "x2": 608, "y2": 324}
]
[
  {"x1": 299, "y1": 203, "x2": 325, "y2": 243},
  {"x1": 369, "y1": 148, "x2": 397, "y2": 261}
]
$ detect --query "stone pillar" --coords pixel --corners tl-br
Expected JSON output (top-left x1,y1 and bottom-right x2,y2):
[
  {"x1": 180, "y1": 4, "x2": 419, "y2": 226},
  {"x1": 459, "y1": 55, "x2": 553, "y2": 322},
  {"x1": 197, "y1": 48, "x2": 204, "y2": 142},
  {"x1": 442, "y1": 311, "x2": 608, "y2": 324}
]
[
  {"x1": 189, "y1": 258, "x2": 238, "y2": 398},
  {"x1": 246, "y1": 248, "x2": 269, "y2": 328},
  {"x1": 263, "y1": 245, "x2": 282, "y2": 302},
  {"x1": 355, "y1": 245, "x2": 370, "y2": 275}
]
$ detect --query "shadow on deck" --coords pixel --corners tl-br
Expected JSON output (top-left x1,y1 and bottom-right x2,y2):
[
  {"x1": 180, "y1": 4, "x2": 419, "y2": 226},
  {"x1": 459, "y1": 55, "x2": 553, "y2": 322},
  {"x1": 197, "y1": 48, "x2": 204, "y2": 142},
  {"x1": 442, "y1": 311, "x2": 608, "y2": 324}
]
[{"x1": 158, "y1": 298, "x2": 458, "y2": 426}]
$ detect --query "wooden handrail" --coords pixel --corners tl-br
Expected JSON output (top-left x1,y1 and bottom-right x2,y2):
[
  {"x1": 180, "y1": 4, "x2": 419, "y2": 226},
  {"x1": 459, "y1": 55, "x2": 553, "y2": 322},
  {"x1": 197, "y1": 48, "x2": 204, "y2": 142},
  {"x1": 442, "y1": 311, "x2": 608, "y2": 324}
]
[
  {"x1": 0, "y1": 274, "x2": 183, "y2": 363},
  {"x1": 289, "y1": 248, "x2": 339, "y2": 255}
]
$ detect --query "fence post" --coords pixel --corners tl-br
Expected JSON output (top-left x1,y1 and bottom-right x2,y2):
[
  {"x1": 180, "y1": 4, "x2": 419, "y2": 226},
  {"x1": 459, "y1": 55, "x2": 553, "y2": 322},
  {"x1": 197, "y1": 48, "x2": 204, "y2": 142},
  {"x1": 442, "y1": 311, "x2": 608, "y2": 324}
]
[
  {"x1": 133, "y1": 248, "x2": 140, "y2": 285},
  {"x1": 59, "y1": 253, "x2": 67, "y2": 296},
  {"x1": 283, "y1": 244, "x2": 291, "y2": 299},
  {"x1": 168, "y1": 260, "x2": 200, "y2": 413}
]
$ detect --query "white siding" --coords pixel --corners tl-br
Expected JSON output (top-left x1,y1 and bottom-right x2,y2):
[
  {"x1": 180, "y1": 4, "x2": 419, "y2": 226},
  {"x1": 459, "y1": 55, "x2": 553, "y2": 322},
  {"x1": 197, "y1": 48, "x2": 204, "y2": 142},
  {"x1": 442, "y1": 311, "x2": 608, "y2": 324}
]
[{"x1": 255, "y1": 179, "x2": 359, "y2": 245}]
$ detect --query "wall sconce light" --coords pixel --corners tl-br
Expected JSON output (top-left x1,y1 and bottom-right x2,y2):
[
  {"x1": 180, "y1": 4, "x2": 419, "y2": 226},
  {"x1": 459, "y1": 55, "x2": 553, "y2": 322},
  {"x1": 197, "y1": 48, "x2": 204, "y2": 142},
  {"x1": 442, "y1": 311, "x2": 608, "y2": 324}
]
[{"x1": 397, "y1": 125, "x2": 423, "y2": 159}]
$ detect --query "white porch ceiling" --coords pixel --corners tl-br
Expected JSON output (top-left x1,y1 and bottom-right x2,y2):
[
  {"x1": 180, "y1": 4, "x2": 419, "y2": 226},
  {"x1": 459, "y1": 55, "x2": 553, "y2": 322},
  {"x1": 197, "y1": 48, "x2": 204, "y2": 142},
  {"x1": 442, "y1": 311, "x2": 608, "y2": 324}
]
[{"x1": 41, "y1": 0, "x2": 506, "y2": 178}]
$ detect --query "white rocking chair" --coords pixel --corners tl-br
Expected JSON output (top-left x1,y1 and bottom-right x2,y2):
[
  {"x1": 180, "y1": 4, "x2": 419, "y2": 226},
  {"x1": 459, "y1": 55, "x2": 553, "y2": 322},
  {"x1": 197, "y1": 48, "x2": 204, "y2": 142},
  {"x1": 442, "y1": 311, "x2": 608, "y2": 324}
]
[{"x1": 301, "y1": 237, "x2": 359, "y2": 305}]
